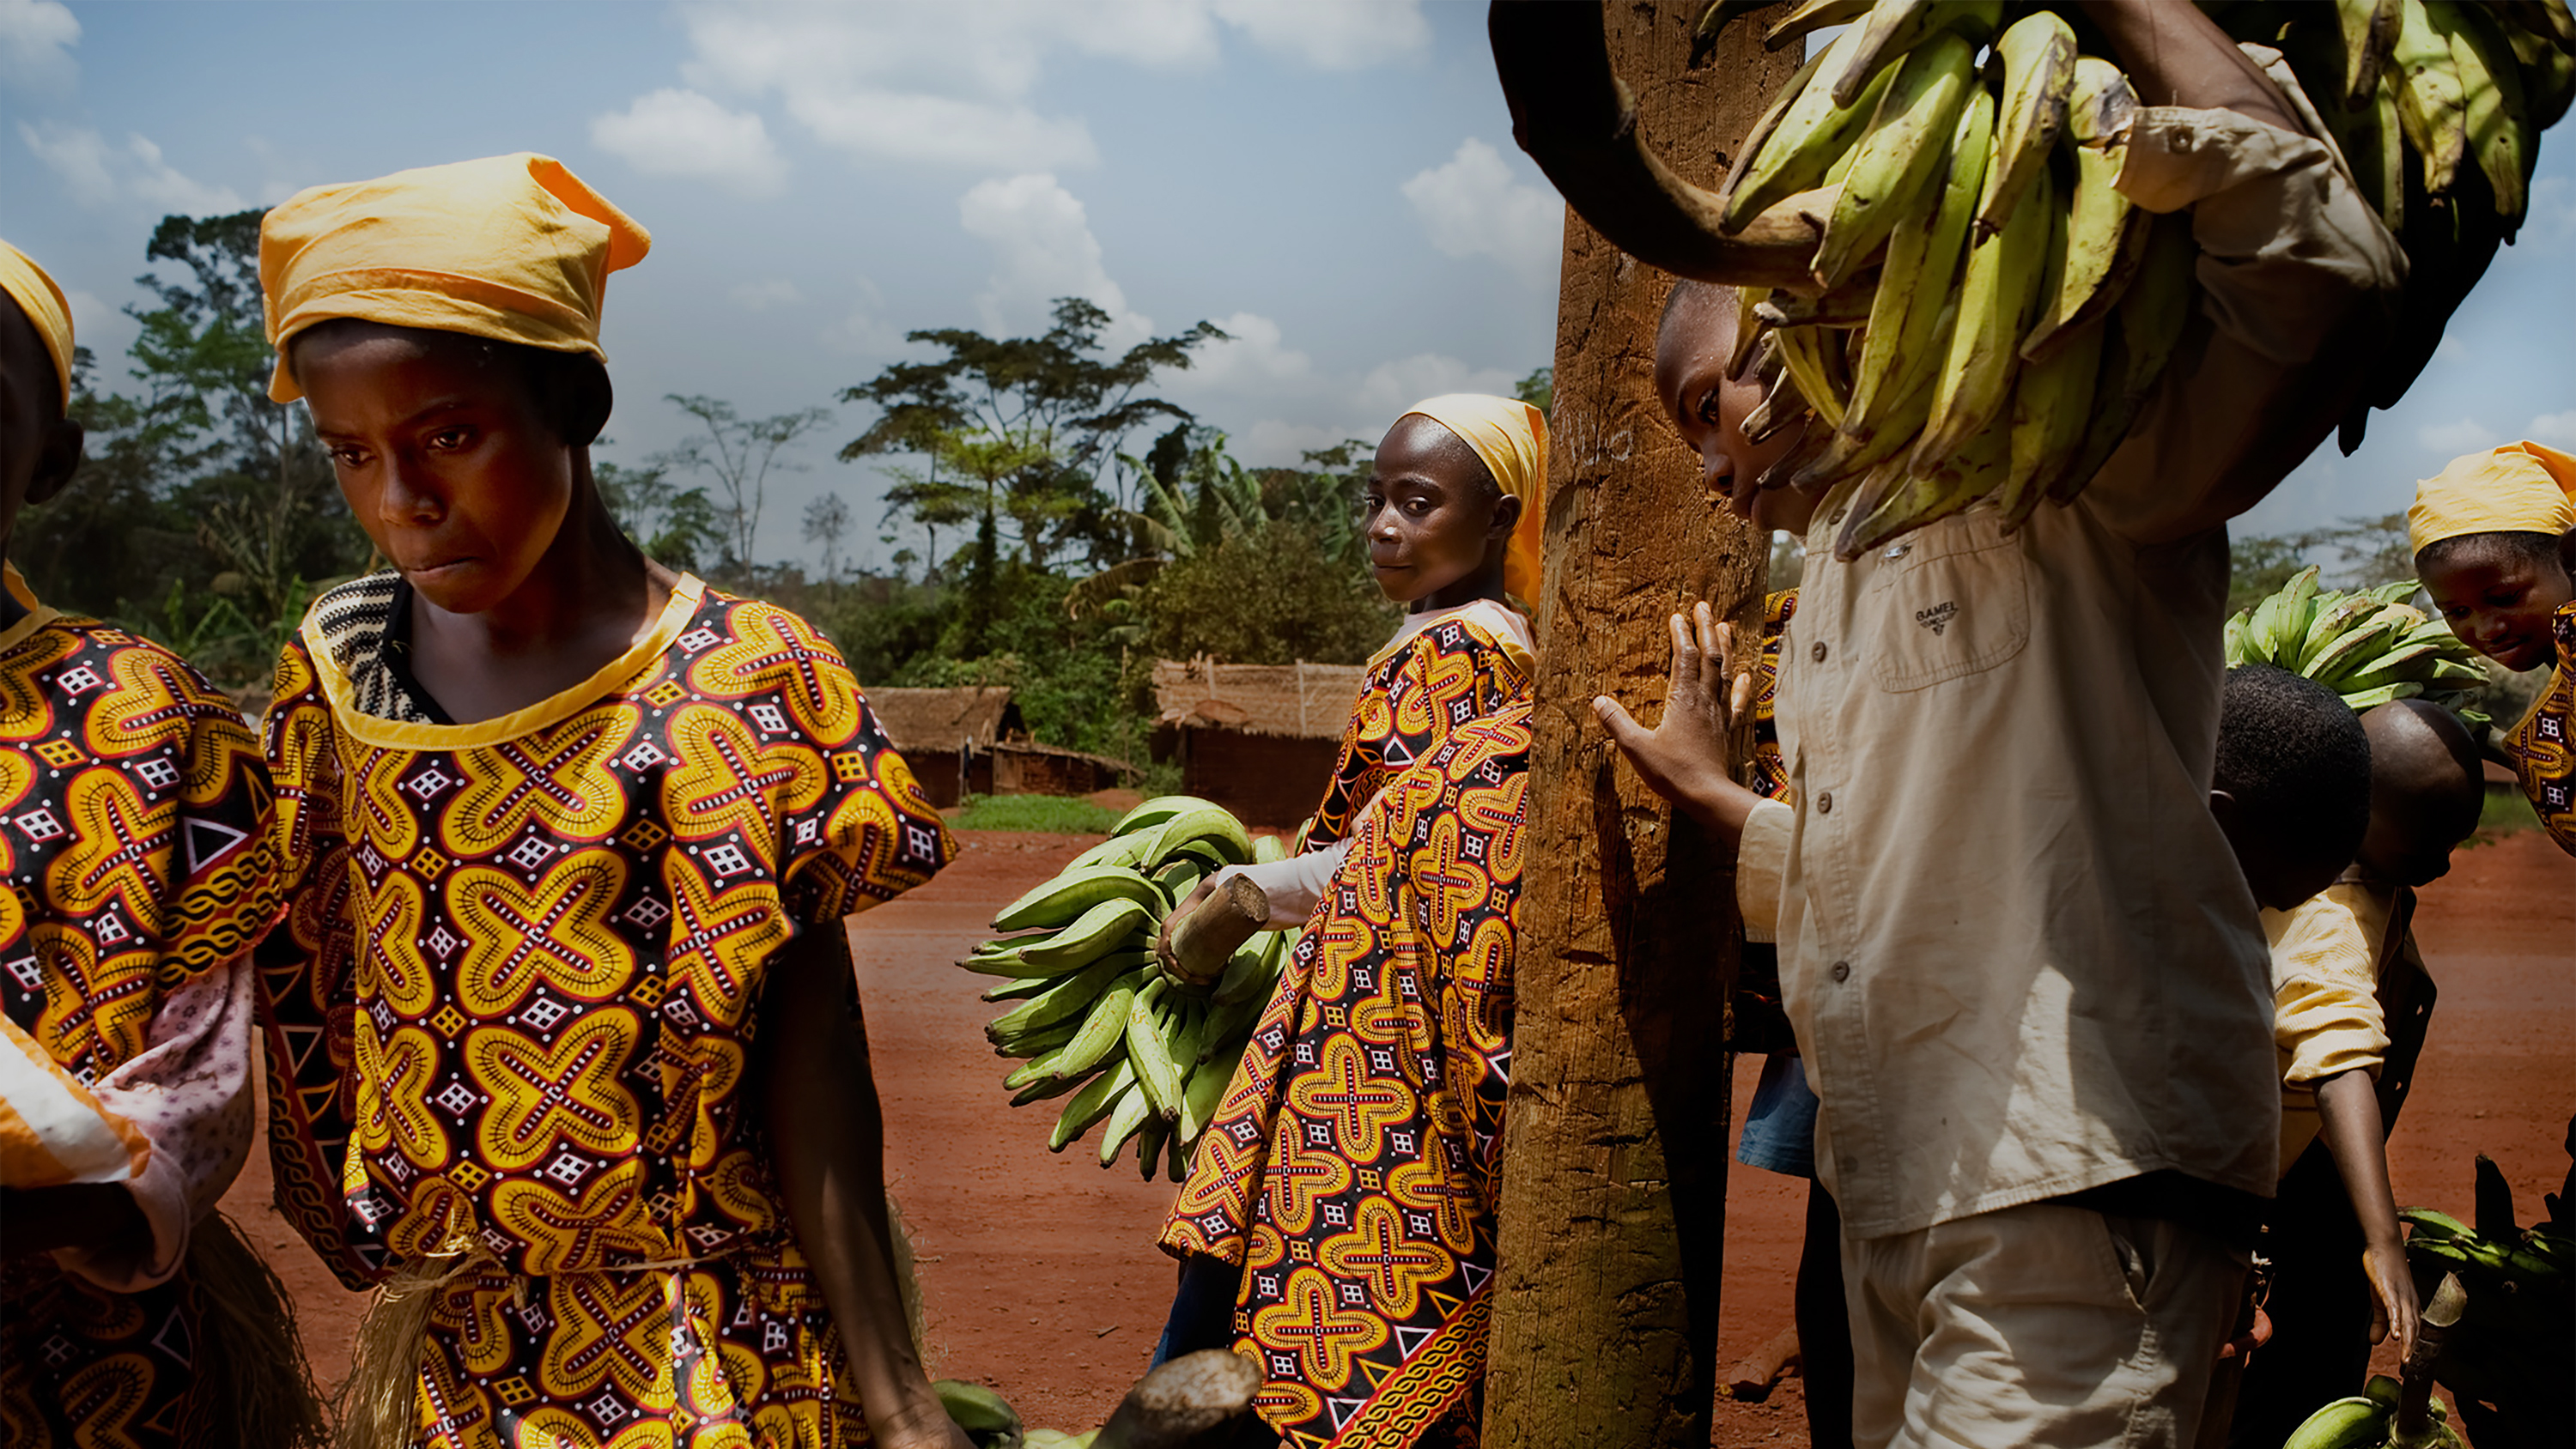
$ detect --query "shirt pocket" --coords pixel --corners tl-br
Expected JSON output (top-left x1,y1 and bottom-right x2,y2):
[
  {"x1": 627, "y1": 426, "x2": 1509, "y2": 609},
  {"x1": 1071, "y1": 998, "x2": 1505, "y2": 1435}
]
[{"x1": 1862, "y1": 512, "x2": 2031, "y2": 692}]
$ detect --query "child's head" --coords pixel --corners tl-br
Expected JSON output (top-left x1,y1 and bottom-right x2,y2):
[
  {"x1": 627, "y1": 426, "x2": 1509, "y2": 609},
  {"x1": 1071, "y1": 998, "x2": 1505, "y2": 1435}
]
[
  {"x1": 1366, "y1": 396, "x2": 1546, "y2": 610},
  {"x1": 2355, "y1": 700, "x2": 2485, "y2": 888},
  {"x1": 2212, "y1": 664, "x2": 2373, "y2": 911},
  {"x1": 1652, "y1": 279, "x2": 1813, "y2": 537},
  {"x1": 259, "y1": 154, "x2": 648, "y2": 614},
  {"x1": 0, "y1": 242, "x2": 83, "y2": 549},
  {"x1": 2408, "y1": 442, "x2": 2576, "y2": 673}
]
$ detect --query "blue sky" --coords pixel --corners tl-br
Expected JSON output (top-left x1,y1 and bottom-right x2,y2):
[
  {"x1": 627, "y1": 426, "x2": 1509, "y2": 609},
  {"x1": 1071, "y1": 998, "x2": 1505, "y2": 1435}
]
[{"x1": 3, "y1": 0, "x2": 2571, "y2": 574}]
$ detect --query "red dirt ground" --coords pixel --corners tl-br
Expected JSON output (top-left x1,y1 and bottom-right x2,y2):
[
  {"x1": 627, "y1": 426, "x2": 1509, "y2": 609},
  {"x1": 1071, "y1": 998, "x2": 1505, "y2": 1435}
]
[{"x1": 224, "y1": 828, "x2": 2574, "y2": 1441}]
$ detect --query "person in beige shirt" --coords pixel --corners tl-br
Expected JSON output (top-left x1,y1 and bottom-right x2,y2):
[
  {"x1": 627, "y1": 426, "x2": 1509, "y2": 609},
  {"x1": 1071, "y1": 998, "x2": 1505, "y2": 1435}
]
[{"x1": 1595, "y1": 1, "x2": 2406, "y2": 1442}]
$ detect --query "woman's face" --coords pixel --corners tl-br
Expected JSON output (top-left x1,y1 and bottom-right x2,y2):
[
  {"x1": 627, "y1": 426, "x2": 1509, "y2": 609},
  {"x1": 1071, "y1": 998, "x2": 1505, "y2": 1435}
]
[
  {"x1": 297, "y1": 323, "x2": 576, "y2": 616},
  {"x1": 1363, "y1": 415, "x2": 1517, "y2": 608},
  {"x1": 1656, "y1": 294, "x2": 1813, "y2": 537},
  {"x1": 2420, "y1": 534, "x2": 2576, "y2": 674}
]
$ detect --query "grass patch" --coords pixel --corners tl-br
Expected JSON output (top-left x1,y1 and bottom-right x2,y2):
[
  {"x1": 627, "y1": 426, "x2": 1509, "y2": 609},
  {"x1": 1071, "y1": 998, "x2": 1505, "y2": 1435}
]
[
  {"x1": 2463, "y1": 784, "x2": 2540, "y2": 846},
  {"x1": 948, "y1": 792, "x2": 1122, "y2": 834}
]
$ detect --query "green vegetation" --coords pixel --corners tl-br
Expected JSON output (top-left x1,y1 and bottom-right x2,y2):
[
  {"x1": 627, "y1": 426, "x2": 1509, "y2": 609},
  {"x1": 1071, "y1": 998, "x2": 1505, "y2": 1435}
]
[
  {"x1": 25, "y1": 206, "x2": 1421, "y2": 781},
  {"x1": 948, "y1": 793, "x2": 1124, "y2": 834},
  {"x1": 2471, "y1": 784, "x2": 2541, "y2": 842}
]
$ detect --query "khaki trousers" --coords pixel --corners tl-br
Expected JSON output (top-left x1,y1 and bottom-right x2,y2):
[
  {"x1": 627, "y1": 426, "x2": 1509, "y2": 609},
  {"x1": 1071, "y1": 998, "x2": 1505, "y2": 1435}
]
[{"x1": 1841, "y1": 1202, "x2": 2247, "y2": 1449}]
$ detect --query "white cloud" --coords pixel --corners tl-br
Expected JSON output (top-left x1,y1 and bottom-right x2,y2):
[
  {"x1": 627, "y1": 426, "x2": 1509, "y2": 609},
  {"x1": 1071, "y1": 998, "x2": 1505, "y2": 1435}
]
[
  {"x1": 1401, "y1": 138, "x2": 1563, "y2": 286},
  {"x1": 2415, "y1": 416, "x2": 2494, "y2": 456},
  {"x1": 729, "y1": 278, "x2": 802, "y2": 312},
  {"x1": 592, "y1": 88, "x2": 788, "y2": 197},
  {"x1": 958, "y1": 173, "x2": 1151, "y2": 344},
  {"x1": 634, "y1": 0, "x2": 1423, "y2": 177},
  {"x1": 2529, "y1": 409, "x2": 2576, "y2": 448},
  {"x1": 1210, "y1": 0, "x2": 1430, "y2": 69},
  {"x1": 789, "y1": 89, "x2": 1095, "y2": 172},
  {"x1": 671, "y1": 4, "x2": 1102, "y2": 173},
  {"x1": 1355, "y1": 352, "x2": 1522, "y2": 420},
  {"x1": 19, "y1": 121, "x2": 242, "y2": 214},
  {"x1": 0, "y1": 0, "x2": 78, "y2": 95},
  {"x1": 1178, "y1": 312, "x2": 1314, "y2": 393},
  {"x1": 1236, "y1": 417, "x2": 1362, "y2": 464}
]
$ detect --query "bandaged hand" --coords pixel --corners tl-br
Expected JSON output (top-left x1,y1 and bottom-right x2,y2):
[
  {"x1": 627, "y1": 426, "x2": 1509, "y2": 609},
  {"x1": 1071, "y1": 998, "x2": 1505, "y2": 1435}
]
[{"x1": 1169, "y1": 843, "x2": 1348, "y2": 937}]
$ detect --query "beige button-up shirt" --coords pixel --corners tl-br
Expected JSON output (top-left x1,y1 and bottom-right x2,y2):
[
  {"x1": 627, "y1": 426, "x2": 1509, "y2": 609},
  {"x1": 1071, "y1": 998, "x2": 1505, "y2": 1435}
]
[{"x1": 1741, "y1": 89, "x2": 2405, "y2": 1240}]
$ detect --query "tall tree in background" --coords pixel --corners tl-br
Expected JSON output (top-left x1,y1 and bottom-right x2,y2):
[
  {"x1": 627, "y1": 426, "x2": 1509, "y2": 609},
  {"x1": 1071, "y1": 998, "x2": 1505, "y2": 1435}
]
[
  {"x1": 840, "y1": 297, "x2": 1225, "y2": 570},
  {"x1": 660, "y1": 394, "x2": 835, "y2": 570},
  {"x1": 596, "y1": 457, "x2": 722, "y2": 572},
  {"x1": 17, "y1": 209, "x2": 366, "y2": 674},
  {"x1": 135, "y1": 211, "x2": 353, "y2": 627},
  {"x1": 802, "y1": 492, "x2": 853, "y2": 581}
]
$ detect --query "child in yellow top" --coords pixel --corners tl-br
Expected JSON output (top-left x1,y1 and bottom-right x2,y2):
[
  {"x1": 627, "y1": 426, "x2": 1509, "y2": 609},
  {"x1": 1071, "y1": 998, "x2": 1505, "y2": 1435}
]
[
  {"x1": 2229, "y1": 697, "x2": 2483, "y2": 1448},
  {"x1": 2408, "y1": 440, "x2": 2575, "y2": 855}
]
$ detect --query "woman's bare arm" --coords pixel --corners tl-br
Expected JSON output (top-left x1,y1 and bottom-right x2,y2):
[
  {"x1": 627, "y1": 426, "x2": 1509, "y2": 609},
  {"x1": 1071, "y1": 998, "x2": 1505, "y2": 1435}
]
[{"x1": 762, "y1": 928, "x2": 971, "y2": 1449}]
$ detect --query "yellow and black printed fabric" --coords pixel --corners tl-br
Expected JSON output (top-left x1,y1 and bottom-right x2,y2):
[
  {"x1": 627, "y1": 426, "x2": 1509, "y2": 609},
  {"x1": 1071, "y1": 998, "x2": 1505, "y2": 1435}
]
[
  {"x1": 254, "y1": 576, "x2": 953, "y2": 1446},
  {"x1": 0, "y1": 604, "x2": 283, "y2": 1446},
  {"x1": 1303, "y1": 617, "x2": 1531, "y2": 852},
  {"x1": 1748, "y1": 590, "x2": 1796, "y2": 803},
  {"x1": 1163, "y1": 702, "x2": 1533, "y2": 1449},
  {"x1": 2502, "y1": 598, "x2": 2575, "y2": 856}
]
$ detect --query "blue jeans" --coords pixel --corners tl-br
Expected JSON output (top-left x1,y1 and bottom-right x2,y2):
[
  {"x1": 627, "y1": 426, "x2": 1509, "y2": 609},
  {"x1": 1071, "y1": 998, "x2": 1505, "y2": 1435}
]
[{"x1": 1736, "y1": 1052, "x2": 1820, "y2": 1179}]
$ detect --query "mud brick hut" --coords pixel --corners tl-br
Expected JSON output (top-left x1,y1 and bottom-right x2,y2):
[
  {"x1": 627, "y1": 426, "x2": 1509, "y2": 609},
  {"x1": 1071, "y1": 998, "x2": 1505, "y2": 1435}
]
[
  {"x1": 1151, "y1": 658, "x2": 1364, "y2": 828},
  {"x1": 868, "y1": 686, "x2": 1133, "y2": 806},
  {"x1": 866, "y1": 687, "x2": 1020, "y2": 809}
]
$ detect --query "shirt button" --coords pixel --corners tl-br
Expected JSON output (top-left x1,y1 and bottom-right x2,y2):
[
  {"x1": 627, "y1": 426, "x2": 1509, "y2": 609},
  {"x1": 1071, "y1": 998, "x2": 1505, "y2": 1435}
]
[
  {"x1": 1810, "y1": 642, "x2": 1827, "y2": 664},
  {"x1": 1831, "y1": 961, "x2": 1851, "y2": 983},
  {"x1": 1816, "y1": 791, "x2": 1833, "y2": 814}
]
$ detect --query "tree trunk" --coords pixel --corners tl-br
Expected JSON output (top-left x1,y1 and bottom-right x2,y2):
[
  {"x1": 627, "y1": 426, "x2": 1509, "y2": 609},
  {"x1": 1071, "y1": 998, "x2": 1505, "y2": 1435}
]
[{"x1": 1483, "y1": 6, "x2": 1801, "y2": 1446}]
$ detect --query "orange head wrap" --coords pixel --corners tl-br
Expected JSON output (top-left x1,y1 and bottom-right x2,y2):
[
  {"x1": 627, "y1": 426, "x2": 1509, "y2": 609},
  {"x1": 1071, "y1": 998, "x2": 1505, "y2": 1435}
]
[
  {"x1": 259, "y1": 153, "x2": 650, "y2": 403},
  {"x1": 0, "y1": 239, "x2": 76, "y2": 415},
  {"x1": 2409, "y1": 441, "x2": 2576, "y2": 558},
  {"x1": 1396, "y1": 393, "x2": 1550, "y2": 607}
]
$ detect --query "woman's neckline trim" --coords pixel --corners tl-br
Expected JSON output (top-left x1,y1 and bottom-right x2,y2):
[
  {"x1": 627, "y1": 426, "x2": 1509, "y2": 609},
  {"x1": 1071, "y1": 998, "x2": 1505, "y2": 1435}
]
[{"x1": 306, "y1": 574, "x2": 708, "y2": 750}]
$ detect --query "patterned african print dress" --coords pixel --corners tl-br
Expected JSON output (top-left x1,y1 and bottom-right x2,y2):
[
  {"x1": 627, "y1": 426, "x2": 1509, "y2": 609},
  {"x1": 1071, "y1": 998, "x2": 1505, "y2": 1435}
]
[
  {"x1": 1300, "y1": 602, "x2": 1533, "y2": 852},
  {"x1": 2500, "y1": 598, "x2": 2574, "y2": 856},
  {"x1": 1160, "y1": 598, "x2": 1533, "y2": 1449},
  {"x1": 256, "y1": 573, "x2": 955, "y2": 1449},
  {"x1": 0, "y1": 585, "x2": 286, "y2": 1446},
  {"x1": 1163, "y1": 706, "x2": 1531, "y2": 1449}
]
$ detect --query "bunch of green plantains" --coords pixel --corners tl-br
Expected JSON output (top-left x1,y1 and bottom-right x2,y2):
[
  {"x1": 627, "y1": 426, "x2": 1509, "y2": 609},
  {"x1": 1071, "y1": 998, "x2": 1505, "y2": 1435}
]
[
  {"x1": 957, "y1": 797, "x2": 1288, "y2": 1182},
  {"x1": 2223, "y1": 568, "x2": 2489, "y2": 724},
  {"x1": 937, "y1": 1349, "x2": 1267, "y2": 1449},
  {"x1": 1656, "y1": 0, "x2": 2572, "y2": 557},
  {"x1": 2391, "y1": 1141, "x2": 2575, "y2": 1448}
]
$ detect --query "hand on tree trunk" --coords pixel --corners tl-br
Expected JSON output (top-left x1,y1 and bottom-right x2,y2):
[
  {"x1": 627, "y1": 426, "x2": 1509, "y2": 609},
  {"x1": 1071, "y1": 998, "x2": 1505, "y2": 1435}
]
[{"x1": 1594, "y1": 600, "x2": 1764, "y2": 844}]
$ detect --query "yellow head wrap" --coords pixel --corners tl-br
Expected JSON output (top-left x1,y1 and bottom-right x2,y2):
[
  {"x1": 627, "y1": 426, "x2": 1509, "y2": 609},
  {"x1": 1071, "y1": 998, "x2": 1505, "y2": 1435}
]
[
  {"x1": 0, "y1": 239, "x2": 76, "y2": 415},
  {"x1": 2408, "y1": 440, "x2": 2576, "y2": 558},
  {"x1": 1398, "y1": 393, "x2": 1550, "y2": 606},
  {"x1": 259, "y1": 153, "x2": 650, "y2": 403}
]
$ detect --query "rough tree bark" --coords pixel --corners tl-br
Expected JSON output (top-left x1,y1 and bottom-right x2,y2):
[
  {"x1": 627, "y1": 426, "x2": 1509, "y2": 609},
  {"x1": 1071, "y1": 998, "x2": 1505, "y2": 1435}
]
[{"x1": 1483, "y1": 6, "x2": 1802, "y2": 1446}]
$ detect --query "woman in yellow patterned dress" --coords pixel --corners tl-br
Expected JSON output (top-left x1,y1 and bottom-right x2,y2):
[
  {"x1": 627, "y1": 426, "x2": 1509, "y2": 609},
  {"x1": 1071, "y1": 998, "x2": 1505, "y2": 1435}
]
[
  {"x1": 2408, "y1": 441, "x2": 2576, "y2": 855},
  {"x1": 249, "y1": 156, "x2": 970, "y2": 1448},
  {"x1": 1152, "y1": 396, "x2": 1546, "y2": 1446},
  {"x1": 1, "y1": 241, "x2": 312, "y2": 1446}
]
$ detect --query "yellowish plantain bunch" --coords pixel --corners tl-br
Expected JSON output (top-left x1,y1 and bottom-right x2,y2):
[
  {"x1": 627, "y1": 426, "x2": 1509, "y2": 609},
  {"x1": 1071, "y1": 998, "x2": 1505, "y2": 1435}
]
[
  {"x1": 957, "y1": 796, "x2": 1287, "y2": 1182},
  {"x1": 2208, "y1": 0, "x2": 2574, "y2": 451},
  {"x1": 1694, "y1": 0, "x2": 2570, "y2": 560},
  {"x1": 2222, "y1": 567, "x2": 2490, "y2": 726}
]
